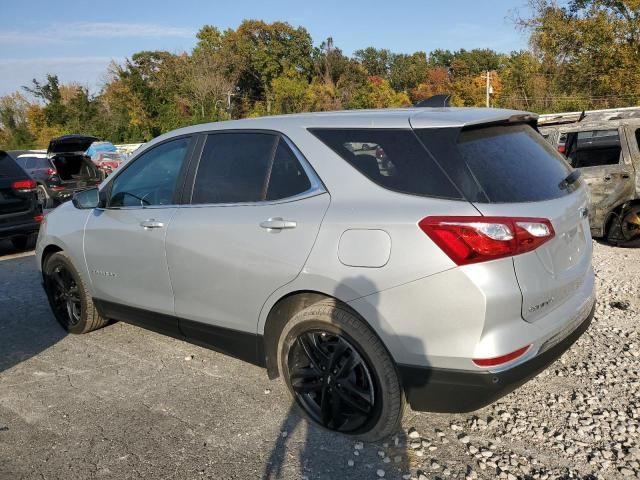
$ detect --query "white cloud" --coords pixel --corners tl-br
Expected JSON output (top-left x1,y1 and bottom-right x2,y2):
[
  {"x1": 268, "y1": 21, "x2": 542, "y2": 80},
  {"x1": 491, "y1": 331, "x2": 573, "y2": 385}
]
[{"x1": 0, "y1": 22, "x2": 194, "y2": 45}]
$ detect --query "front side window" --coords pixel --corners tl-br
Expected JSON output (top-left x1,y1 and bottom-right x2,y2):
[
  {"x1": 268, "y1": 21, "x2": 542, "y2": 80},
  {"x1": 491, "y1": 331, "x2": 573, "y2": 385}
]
[
  {"x1": 109, "y1": 137, "x2": 190, "y2": 208},
  {"x1": 191, "y1": 132, "x2": 312, "y2": 204},
  {"x1": 565, "y1": 129, "x2": 621, "y2": 168}
]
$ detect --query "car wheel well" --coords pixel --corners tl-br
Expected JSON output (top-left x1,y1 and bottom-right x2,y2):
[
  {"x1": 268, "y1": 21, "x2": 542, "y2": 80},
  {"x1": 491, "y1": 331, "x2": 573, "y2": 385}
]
[
  {"x1": 41, "y1": 245, "x2": 63, "y2": 269},
  {"x1": 604, "y1": 200, "x2": 640, "y2": 237},
  {"x1": 263, "y1": 291, "x2": 356, "y2": 379}
]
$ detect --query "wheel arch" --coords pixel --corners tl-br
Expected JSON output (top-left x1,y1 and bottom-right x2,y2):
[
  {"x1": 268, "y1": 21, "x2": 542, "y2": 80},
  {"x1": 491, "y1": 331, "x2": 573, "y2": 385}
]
[
  {"x1": 604, "y1": 198, "x2": 640, "y2": 238},
  {"x1": 262, "y1": 290, "x2": 387, "y2": 380},
  {"x1": 41, "y1": 244, "x2": 63, "y2": 269}
]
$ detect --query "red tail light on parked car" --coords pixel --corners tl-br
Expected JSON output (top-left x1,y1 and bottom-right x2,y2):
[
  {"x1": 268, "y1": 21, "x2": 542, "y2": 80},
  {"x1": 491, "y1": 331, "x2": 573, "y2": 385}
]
[
  {"x1": 11, "y1": 179, "x2": 37, "y2": 191},
  {"x1": 419, "y1": 216, "x2": 555, "y2": 266},
  {"x1": 46, "y1": 168, "x2": 57, "y2": 175}
]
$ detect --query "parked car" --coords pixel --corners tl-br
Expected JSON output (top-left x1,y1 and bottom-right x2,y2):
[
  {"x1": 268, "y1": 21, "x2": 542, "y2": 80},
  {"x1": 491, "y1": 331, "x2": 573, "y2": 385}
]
[
  {"x1": 20, "y1": 135, "x2": 104, "y2": 209},
  {"x1": 539, "y1": 118, "x2": 640, "y2": 245},
  {"x1": 37, "y1": 108, "x2": 596, "y2": 441},
  {"x1": 91, "y1": 151, "x2": 125, "y2": 176},
  {"x1": 0, "y1": 151, "x2": 42, "y2": 249},
  {"x1": 86, "y1": 141, "x2": 117, "y2": 159}
]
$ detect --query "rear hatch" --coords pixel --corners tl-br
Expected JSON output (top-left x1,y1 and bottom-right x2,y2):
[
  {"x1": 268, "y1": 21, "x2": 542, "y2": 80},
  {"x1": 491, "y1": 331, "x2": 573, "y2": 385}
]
[
  {"x1": 0, "y1": 152, "x2": 35, "y2": 216},
  {"x1": 414, "y1": 120, "x2": 591, "y2": 322},
  {"x1": 48, "y1": 134, "x2": 102, "y2": 188}
]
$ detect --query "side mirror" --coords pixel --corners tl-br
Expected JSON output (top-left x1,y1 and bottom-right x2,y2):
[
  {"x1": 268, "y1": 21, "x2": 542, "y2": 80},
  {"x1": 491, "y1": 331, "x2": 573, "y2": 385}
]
[{"x1": 72, "y1": 187, "x2": 104, "y2": 209}]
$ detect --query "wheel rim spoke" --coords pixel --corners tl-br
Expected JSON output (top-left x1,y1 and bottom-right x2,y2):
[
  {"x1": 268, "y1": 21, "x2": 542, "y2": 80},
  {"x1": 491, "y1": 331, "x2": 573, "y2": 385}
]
[
  {"x1": 46, "y1": 264, "x2": 82, "y2": 326},
  {"x1": 288, "y1": 329, "x2": 377, "y2": 433}
]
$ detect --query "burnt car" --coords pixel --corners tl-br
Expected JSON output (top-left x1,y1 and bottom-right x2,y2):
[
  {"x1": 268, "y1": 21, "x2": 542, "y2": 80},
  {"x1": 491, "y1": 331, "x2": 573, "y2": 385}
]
[
  {"x1": 540, "y1": 119, "x2": 640, "y2": 245},
  {"x1": 0, "y1": 151, "x2": 43, "y2": 249},
  {"x1": 29, "y1": 135, "x2": 104, "y2": 208}
]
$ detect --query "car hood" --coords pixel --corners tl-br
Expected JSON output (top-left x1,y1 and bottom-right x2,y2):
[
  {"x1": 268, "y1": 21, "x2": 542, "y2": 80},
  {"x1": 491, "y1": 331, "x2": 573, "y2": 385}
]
[{"x1": 48, "y1": 135, "x2": 98, "y2": 156}]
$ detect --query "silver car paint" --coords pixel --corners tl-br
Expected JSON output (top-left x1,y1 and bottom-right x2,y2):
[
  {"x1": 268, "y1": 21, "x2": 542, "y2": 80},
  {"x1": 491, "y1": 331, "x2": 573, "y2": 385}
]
[{"x1": 37, "y1": 108, "x2": 596, "y2": 375}]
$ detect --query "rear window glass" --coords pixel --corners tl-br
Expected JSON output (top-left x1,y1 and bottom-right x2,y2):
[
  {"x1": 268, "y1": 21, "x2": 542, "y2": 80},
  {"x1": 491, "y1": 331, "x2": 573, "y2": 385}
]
[
  {"x1": 308, "y1": 129, "x2": 462, "y2": 199},
  {"x1": 454, "y1": 125, "x2": 573, "y2": 203},
  {"x1": 0, "y1": 153, "x2": 27, "y2": 178}
]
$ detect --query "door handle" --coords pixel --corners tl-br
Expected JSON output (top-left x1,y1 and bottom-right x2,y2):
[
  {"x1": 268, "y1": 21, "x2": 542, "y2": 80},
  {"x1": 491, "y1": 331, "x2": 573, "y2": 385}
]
[
  {"x1": 260, "y1": 217, "x2": 297, "y2": 230},
  {"x1": 604, "y1": 175, "x2": 612, "y2": 181},
  {"x1": 621, "y1": 173, "x2": 630, "y2": 179},
  {"x1": 140, "y1": 220, "x2": 165, "y2": 229}
]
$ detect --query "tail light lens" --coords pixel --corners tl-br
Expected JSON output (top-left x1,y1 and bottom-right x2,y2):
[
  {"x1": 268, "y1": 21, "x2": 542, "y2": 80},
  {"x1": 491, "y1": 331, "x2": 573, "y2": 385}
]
[
  {"x1": 46, "y1": 168, "x2": 57, "y2": 175},
  {"x1": 11, "y1": 179, "x2": 37, "y2": 191},
  {"x1": 34, "y1": 214, "x2": 44, "y2": 222},
  {"x1": 418, "y1": 216, "x2": 555, "y2": 265}
]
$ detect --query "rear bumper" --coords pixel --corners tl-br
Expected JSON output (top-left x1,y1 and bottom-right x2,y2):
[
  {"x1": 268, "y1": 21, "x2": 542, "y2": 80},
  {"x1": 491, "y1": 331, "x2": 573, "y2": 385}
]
[
  {"x1": 0, "y1": 219, "x2": 41, "y2": 240},
  {"x1": 398, "y1": 302, "x2": 595, "y2": 413}
]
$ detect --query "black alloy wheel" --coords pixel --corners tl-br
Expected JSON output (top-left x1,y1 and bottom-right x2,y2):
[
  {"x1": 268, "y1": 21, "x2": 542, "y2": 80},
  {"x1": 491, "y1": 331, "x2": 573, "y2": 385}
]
[
  {"x1": 45, "y1": 264, "x2": 82, "y2": 327},
  {"x1": 287, "y1": 330, "x2": 379, "y2": 433}
]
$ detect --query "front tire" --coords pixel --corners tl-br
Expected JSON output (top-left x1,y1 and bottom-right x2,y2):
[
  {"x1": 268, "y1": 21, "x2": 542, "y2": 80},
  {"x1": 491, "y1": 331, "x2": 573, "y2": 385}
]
[
  {"x1": 43, "y1": 252, "x2": 107, "y2": 334},
  {"x1": 278, "y1": 299, "x2": 404, "y2": 441}
]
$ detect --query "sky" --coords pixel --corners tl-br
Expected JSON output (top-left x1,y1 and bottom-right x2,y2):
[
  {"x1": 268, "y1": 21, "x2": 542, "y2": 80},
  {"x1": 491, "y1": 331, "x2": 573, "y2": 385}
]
[{"x1": 0, "y1": 0, "x2": 531, "y2": 96}]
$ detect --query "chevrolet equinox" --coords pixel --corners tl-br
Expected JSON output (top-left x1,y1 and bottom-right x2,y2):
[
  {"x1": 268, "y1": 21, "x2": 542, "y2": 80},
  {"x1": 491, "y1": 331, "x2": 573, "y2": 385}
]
[{"x1": 37, "y1": 108, "x2": 596, "y2": 441}]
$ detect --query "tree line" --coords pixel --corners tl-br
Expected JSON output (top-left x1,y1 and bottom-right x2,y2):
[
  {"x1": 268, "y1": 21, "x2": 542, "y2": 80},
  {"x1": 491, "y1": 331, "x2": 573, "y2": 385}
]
[{"x1": 1, "y1": 0, "x2": 639, "y2": 149}]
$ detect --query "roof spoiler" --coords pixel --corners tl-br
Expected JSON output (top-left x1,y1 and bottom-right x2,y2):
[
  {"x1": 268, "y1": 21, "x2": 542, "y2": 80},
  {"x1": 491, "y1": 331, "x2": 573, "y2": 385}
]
[{"x1": 414, "y1": 94, "x2": 451, "y2": 108}]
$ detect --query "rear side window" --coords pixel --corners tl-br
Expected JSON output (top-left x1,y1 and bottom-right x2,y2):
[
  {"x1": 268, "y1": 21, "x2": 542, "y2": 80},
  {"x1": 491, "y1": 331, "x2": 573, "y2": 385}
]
[
  {"x1": 565, "y1": 129, "x2": 621, "y2": 168},
  {"x1": 0, "y1": 153, "x2": 27, "y2": 178},
  {"x1": 309, "y1": 129, "x2": 462, "y2": 199},
  {"x1": 416, "y1": 124, "x2": 573, "y2": 203},
  {"x1": 191, "y1": 132, "x2": 312, "y2": 204}
]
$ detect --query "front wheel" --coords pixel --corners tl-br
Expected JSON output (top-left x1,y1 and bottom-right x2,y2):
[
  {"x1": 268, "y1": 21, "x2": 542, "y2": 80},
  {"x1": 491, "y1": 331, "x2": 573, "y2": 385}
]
[
  {"x1": 278, "y1": 300, "x2": 404, "y2": 441},
  {"x1": 43, "y1": 252, "x2": 107, "y2": 334}
]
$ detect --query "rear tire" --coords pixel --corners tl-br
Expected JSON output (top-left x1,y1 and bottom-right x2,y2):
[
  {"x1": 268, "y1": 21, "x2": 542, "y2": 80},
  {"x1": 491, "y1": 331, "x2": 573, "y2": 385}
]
[
  {"x1": 43, "y1": 251, "x2": 107, "y2": 334},
  {"x1": 37, "y1": 185, "x2": 53, "y2": 209},
  {"x1": 607, "y1": 205, "x2": 640, "y2": 247},
  {"x1": 278, "y1": 299, "x2": 404, "y2": 441}
]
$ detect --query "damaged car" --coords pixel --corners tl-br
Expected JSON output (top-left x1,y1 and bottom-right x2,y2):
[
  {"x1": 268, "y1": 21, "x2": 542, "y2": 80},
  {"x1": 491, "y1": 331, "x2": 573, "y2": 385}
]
[
  {"x1": 540, "y1": 118, "x2": 640, "y2": 245},
  {"x1": 35, "y1": 135, "x2": 104, "y2": 208}
]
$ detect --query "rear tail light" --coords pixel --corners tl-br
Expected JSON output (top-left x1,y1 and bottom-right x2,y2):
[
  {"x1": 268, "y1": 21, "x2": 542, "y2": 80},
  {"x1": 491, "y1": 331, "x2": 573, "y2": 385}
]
[
  {"x1": 473, "y1": 345, "x2": 531, "y2": 367},
  {"x1": 557, "y1": 145, "x2": 566, "y2": 154},
  {"x1": 11, "y1": 179, "x2": 37, "y2": 191},
  {"x1": 418, "y1": 216, "x2": 555, "y2": 265},
  {"x1": 46, "y1": 168, "x2": 57, "y2": 175},
  {"x1": 34, "y1": 214, "x2": 44, "y2": 222}
]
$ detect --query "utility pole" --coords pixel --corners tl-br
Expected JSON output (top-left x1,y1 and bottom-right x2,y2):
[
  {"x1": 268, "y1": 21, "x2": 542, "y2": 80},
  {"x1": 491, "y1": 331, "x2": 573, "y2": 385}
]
[{"x1": 484, "y1": 70, "x2": 491, "y2": 108}]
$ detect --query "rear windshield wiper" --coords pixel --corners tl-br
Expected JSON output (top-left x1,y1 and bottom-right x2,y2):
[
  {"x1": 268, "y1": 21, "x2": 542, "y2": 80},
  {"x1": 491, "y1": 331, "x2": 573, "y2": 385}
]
[{"x1": 559, "y1": 170, "x2": 581, "y2": 190}]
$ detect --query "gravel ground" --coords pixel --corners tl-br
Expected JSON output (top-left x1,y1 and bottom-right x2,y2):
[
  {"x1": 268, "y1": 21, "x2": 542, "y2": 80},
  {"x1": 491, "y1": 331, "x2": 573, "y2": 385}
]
[{"x1": 0, "y1": 239, "x2": 638, "y2": 480}]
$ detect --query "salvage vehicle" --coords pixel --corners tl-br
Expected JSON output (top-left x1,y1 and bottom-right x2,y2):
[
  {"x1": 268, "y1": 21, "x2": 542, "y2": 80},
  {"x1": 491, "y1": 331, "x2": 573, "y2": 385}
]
[
  {"x1": 26, "y1": 135, "x2": 104, "y2": 209},
  {"x1": 91, "y1": 151, "x2": 124, "y2": 176},
  {"x1": 37, "y1": 108, "x2": 596, "y2": 441},
  {"x1": 539, "y1": 118, "x2": 640, "y2": 245},
  {"x1": 0, "y1": 151, "x2": 42, "y2": 249}
]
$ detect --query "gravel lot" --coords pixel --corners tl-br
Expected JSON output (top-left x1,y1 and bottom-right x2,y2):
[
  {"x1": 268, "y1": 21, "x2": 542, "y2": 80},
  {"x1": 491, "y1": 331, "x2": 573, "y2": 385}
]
[{"x1": 0, "y1": 239, "x2": 638, "y2": 480}]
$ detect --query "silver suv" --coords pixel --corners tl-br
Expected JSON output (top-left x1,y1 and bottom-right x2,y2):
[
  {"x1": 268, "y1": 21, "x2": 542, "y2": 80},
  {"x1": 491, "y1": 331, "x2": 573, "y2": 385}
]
[{"x1": 37, "y1": 108, "x2": 596, "y2": 441}]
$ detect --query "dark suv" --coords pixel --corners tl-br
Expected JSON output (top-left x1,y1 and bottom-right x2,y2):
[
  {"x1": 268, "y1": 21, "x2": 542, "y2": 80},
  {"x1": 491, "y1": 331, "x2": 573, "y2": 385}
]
[
  {"x1": 17, "y1": 135, "x2": 103, "y2": 208},
  {"x1": 0, "y1": 151, "x2": 42, "y2": 249}
]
